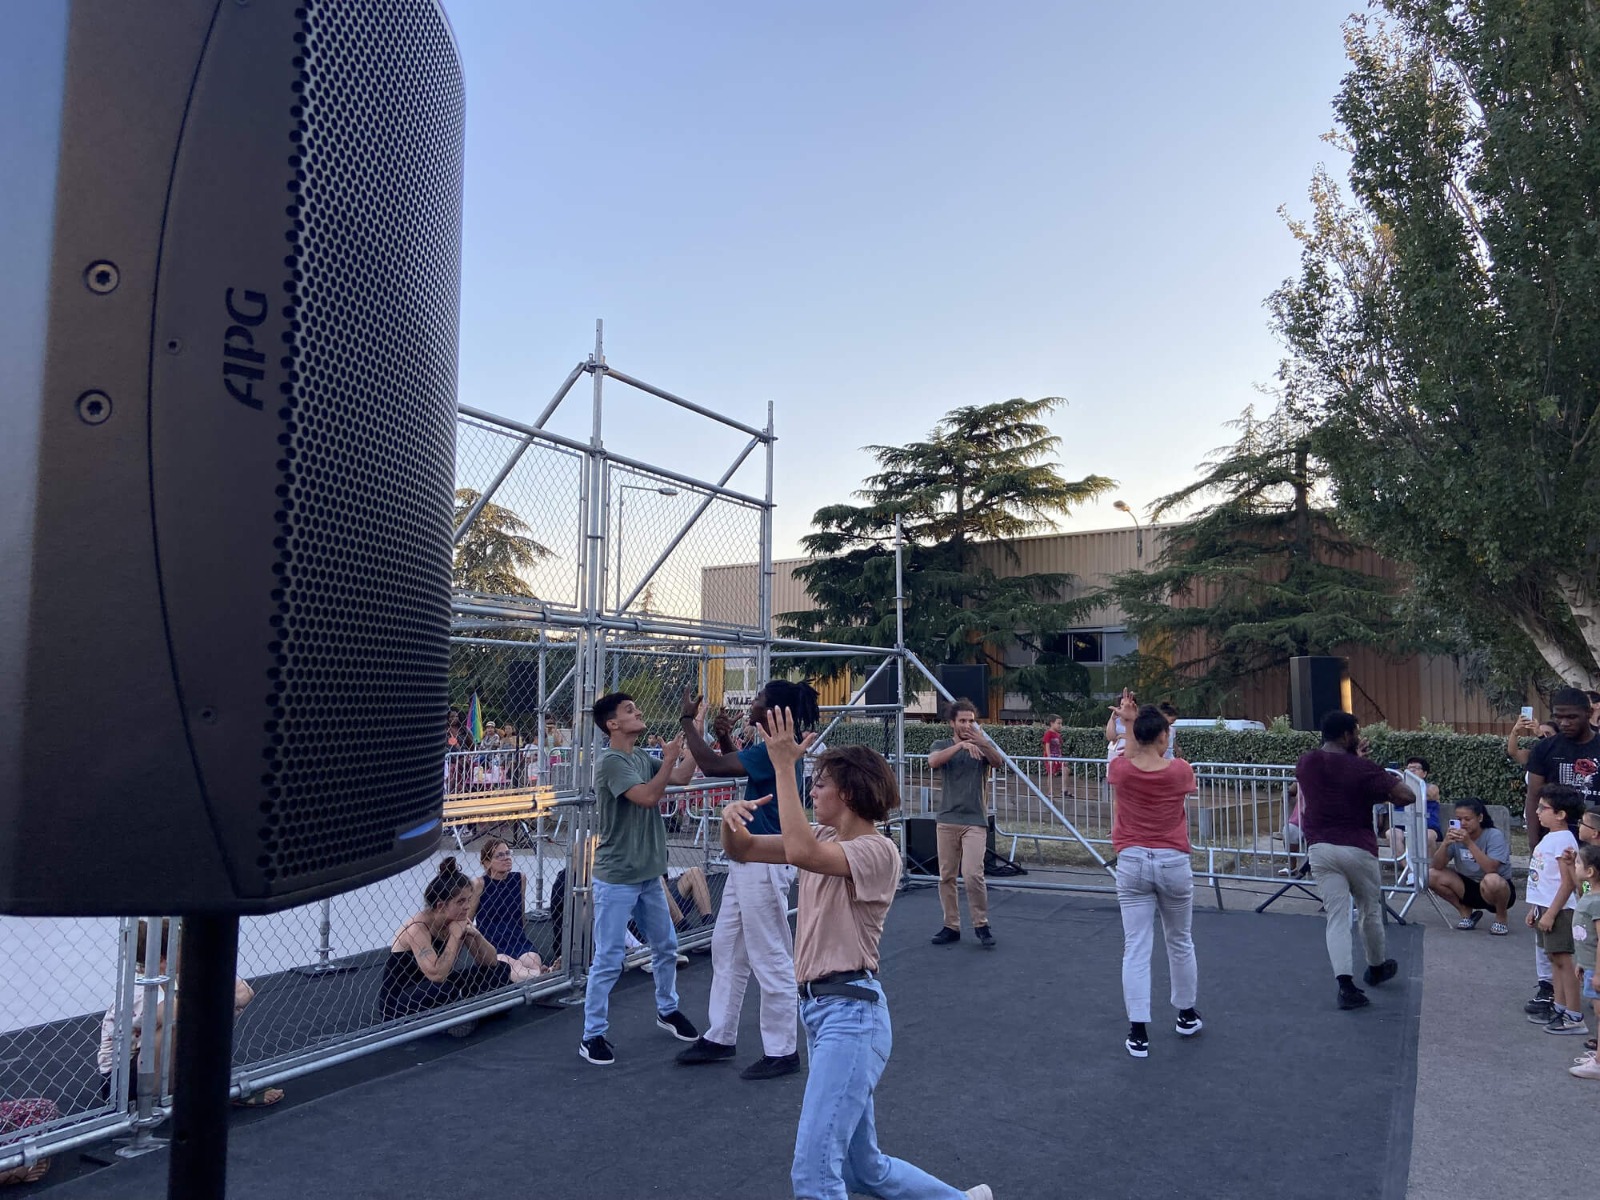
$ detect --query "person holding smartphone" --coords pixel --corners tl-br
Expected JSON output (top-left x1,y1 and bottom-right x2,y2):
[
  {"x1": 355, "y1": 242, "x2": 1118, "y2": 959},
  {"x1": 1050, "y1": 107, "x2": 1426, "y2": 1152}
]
[{"x1": 1426, "y1": 798, "x2": 1515, "y2": 934}]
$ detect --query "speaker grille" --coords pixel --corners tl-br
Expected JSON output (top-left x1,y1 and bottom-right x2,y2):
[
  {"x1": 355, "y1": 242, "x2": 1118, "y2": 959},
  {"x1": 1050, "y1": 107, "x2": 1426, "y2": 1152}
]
[{"x1": 261, "y1": 0, "x2": 462, "y2": 883}]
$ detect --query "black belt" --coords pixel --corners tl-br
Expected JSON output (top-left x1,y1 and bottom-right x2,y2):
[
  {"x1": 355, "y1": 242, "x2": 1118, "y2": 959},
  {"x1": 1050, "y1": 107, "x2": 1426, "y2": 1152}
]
[{"x1": 798, "y1": 969, "x2": 877, "y2": 1003}]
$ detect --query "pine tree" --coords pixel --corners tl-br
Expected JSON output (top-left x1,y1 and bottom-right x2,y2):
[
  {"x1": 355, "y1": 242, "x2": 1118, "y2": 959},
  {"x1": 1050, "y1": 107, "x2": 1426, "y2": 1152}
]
[
  {"x1": 1102, "y1": 406, "x2": 1407, "y2": 713},
  {"x1": 452, "y1": 488, "x2": 551, "y2": 599},
  {"x1": 781, "y1": 397, "x2": 1113, "y2": 712}
]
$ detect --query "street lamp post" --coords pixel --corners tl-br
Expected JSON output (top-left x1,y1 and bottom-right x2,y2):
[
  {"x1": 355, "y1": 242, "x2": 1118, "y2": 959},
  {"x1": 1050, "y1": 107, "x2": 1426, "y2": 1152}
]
[
  {"x1": 615, "y1": 484, "x2": 680, "y2": 611},
  {"x1": 1113, "y1": 499, "x2": 1144, "y2": 563}
]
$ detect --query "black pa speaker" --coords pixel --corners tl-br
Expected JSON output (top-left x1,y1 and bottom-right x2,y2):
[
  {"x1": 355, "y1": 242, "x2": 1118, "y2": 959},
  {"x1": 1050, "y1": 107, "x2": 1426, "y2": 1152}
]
[
  {"x1": 935, "y1": 664, "x2": 989, "y2": 717},
  {"x1": 505, "y1": 661, "x2": 542, "y2": 717},
  {"x1": 1289, "y1": 656, "x2": 1350, "y2": 734},
  {"x1": 863, "y1": 670, "x2": 899, "y2": 707},
  {"x1": 0, "y1": 0, "x2": 465, "y2": 915},
  {"x1": 904, "y1": 817, "x2": 939, "y2": 875}
]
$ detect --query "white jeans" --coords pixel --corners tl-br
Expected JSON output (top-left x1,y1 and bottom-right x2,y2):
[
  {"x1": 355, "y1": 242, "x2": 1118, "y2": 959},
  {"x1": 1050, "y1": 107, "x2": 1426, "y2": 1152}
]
[
  {"x1": 706, "y1": 860, "x2": 798, "y2": 1056},
  {"x1": 1115, "y1": 848, "x2": 1198, "y2": 1023}
]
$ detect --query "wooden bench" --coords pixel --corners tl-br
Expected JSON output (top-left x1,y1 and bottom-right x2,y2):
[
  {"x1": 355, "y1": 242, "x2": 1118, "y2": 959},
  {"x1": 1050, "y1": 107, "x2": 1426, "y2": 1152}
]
[{"x1": 441, "y1": 786, "x2": 559, "y2": 852}]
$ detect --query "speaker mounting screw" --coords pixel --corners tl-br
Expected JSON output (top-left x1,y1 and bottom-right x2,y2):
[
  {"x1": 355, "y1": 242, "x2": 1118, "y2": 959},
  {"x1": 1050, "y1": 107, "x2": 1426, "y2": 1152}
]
[
  {"x1": 76, "y1": 391, "x2": 112, "y2": 425},
  {"x1": 84, "y1": 261, "x2": 120, "y2": 294},
  {"x1": 198, "y1": 707, "x2": 219, "y2": 725},
  {"x1": 164, "y1": 338, "x2": 183, "y2": 354}
]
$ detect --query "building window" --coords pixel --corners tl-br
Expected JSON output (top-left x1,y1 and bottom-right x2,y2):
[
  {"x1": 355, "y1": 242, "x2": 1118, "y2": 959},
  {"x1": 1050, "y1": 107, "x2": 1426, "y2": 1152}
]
[{"x1": 1068, "y1": 632, "x2": 1103, "y2": 665}]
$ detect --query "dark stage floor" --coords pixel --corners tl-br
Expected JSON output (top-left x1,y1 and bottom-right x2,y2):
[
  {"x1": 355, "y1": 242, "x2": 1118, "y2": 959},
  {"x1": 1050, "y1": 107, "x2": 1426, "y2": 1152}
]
[{"x1": 37, "y1": 886, "x2": 1422, "y2": 1200}]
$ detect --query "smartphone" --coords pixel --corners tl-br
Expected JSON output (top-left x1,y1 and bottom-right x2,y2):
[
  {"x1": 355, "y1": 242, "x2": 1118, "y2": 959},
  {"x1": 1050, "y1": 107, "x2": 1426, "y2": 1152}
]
[
  {"x1": 1449, "y1": 819, "x2": 1462, "y2": 830},
  {"x1": 1520, "y1": 705, "x2": 1535, "y2": 721}
]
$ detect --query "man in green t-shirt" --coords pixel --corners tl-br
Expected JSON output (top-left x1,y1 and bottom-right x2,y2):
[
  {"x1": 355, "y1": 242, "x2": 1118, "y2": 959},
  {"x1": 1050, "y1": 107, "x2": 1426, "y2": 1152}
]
[
  {"x1": 580, "y1": 692, "x2": 701, "y2": 1067},
  {"x1": 928, "y1": 698, "x2": 1004, "y2": 949}
]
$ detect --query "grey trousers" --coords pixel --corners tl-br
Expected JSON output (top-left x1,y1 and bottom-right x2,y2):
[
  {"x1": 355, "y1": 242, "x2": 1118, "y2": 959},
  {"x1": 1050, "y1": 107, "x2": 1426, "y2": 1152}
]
[
  {"x1": 1307, "y1": 842, "x2": 1386, "y2": 979},
  {"x1": 1115, "y1": 847, "x2": 1198, "y2": 1022}
]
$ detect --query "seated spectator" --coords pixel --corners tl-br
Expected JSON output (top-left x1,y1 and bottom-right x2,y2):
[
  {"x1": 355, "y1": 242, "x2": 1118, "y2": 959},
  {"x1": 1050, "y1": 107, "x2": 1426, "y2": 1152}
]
[
  {"x1": 1276, "y1": 783, "x2": 1310, "y2": 875},
  {"x1": 627, "y1": 866, "x2": 716, "y2": 972},
  {"x1": 470, "y1": 839, "x2": 552, "y2": 983},
  {"x1": 97, "y1": 919, "x2": 282, "y2": 1107},
  {"x1": 378, "y1": 859, "x2": 512, "y2": 1024},
  {"x1": 1427, "y1": 799, "x2": 1515, "y2": 934}
]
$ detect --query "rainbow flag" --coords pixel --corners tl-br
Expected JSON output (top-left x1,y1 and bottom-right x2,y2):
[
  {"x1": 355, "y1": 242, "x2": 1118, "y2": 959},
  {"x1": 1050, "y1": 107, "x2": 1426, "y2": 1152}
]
[{"x1": 467, "y1": 693, "x2": 484, "y2": 744}]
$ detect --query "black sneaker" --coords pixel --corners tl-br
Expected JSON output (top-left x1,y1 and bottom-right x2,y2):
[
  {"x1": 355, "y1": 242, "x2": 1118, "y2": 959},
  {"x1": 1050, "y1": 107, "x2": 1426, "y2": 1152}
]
[
  {"x1": 1338, "y1": 986, "x2": 1370, "y2": 1011},
  {"x1": 1362, "y1": 959, "x2": 1398, "y2": 987},
  {"x1": 1526, "y1": 999, "x2": 1558, "y2": 1023},
  {"x1": 1125, "y1": 1023, "x2": 1149, "y2": 1058},
  {"x1": 1524, "y1": 980, "x2": 1556, "y2": 1014},
  {"x1": 931, "y1": 926, "x2": 961, "y2": 945},
  {"x1": 740, "y1": 1052, "x2": 801, "y2": 1080},
  {"x1": 656, "y1": 1010, "x2": 699, "y2": 1042},
  {"x1": 676, "y1": 1036, "x2": 736, "y2": 1065},
  {"x1": 1176, "y1": 1008, "x2": 1203, "y2": 1037},
  {"x1": 579, "y1": 1035, "x2": 615, "y2": 1066},
  {"x1": 974, "y1": 925, "x2": 995, "y2": 950}
]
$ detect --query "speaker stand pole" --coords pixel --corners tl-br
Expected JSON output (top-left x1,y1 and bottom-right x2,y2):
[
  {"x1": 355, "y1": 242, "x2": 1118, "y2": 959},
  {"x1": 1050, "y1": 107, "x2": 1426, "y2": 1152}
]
[{"x1": 167, "y1": 913, "x2": 239, "y2": 1200}]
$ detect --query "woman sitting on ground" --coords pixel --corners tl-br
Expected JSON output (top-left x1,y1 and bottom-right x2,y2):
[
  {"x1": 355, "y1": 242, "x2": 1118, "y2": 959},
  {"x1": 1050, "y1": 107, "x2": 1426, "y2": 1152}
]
[
  {"x1": 470, "y1": 839, "x2": 552, "y2": 982},
  {"x1": 378, "y1": 859, "x2": 512, "y2": 1021},
  {"x1": 1427, "y1": 798, "x2": 1515, "y2": 934}
]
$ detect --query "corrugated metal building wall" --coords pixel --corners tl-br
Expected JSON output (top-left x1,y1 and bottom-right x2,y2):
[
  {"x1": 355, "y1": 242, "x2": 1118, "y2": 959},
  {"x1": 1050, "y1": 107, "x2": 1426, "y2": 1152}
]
[{"x1": 702, "y1": 527, "x2": 1510, "y2": 732}]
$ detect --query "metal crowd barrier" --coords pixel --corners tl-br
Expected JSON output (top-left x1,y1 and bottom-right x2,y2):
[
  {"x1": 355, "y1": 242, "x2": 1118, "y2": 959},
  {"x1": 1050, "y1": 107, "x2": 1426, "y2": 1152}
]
[
  {"x1": 0, "y1": 779, "x2": 756, "y2": 1177},
  {"x1": 896, "y1": 753, "x2": 1427, "y2": 910}
]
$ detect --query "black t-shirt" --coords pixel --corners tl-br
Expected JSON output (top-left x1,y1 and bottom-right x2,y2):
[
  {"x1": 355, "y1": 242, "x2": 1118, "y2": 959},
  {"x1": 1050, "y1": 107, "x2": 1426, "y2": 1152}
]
[{"x1": 1527, "y1": 733, "x2": 1600, "y2": 807}]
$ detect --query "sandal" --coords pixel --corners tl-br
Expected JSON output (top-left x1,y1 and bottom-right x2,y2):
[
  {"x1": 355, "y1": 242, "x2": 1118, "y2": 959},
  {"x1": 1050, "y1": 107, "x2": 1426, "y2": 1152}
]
[
  {"x1": 1456, "y1": 912, "x2": 1483, "y2": 931},
  {"x1": 1490, "y1": 922, "x2": 1509, "y2": 936},
  {"x1": 231, "y1": 1087, "x2": 284, "y2": 1108}
]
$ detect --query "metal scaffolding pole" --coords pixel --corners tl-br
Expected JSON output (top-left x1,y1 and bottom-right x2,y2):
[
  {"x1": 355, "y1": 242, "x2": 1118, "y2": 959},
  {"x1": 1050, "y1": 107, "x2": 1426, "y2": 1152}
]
[
  {"x1": 893, "y1": 515, "x2": 907, "y2": 798},
  {"x1": 577, "y1": 320, "x2": 607, "y2": 779},
  {"x1": 758, "y1": 400, "x2": 775, "y2": 685}
]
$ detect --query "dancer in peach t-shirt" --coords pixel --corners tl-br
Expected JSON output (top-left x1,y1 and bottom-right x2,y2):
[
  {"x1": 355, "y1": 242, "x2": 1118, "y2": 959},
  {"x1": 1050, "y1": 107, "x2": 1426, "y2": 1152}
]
[{"x1": 720, "y1": 708, "x2": 992, "y2": 1200}]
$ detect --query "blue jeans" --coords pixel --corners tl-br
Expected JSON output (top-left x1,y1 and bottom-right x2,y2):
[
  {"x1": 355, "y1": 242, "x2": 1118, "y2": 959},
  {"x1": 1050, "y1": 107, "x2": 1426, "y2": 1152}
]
[
  {"x1": 791, "y1": 979, "x2": 965, "y2": 1200},
  {"x1": 583, "y1": 877, "x2": 681, "y2": 1040}
]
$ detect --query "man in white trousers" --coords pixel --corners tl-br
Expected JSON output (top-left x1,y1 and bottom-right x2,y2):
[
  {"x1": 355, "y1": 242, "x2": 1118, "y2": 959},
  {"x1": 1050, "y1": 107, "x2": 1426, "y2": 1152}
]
[{"x1": 674, "y1": 681, "x2": 819, "y2": 1080}]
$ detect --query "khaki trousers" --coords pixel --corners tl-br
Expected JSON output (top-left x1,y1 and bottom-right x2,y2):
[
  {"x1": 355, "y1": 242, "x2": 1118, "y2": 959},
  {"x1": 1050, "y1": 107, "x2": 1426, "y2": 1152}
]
[{"x1": 936, "y1": 822, "x2": 988, "y2": 930}]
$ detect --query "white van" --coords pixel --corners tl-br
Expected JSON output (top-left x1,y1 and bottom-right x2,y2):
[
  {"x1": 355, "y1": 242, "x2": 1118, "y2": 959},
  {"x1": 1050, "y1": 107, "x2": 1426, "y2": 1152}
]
[{"x1": 1169, "y1": 718, "x2": 1266, "y2": 733}]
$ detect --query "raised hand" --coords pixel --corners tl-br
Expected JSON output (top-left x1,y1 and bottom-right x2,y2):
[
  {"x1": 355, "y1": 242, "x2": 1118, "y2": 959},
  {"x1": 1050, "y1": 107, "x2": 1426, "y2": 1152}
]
[
  {"x1": 679, "y1": 689, "x2": 703, "y2": 721},
  {"x1": 721, "y1": 795, "x2": 771, "y2": 832},
  {"x1": 712, "y1": 707, "x2": 735, "y2": 740},
  {"x1": 760, "y1": 707, "x2": 816, "y2": 769}
]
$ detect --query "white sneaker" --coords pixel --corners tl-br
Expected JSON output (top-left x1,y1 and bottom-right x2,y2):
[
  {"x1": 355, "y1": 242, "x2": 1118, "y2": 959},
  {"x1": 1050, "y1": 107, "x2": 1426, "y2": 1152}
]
[{"x1": 964, "y1": 1188, "x2": 993, "y2": 1200}]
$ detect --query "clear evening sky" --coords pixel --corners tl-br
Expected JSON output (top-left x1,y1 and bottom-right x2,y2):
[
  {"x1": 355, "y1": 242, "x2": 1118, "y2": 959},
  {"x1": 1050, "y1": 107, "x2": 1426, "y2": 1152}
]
[{"x1": 445, "y1": 1, "x2": 1358, "y2": 560}]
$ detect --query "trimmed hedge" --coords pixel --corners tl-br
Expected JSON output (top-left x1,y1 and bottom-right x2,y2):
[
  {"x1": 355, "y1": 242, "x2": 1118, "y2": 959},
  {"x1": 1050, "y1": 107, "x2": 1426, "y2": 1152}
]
[{"x1": 823, "y1": 720, "x2": 1529, "y2": 809}]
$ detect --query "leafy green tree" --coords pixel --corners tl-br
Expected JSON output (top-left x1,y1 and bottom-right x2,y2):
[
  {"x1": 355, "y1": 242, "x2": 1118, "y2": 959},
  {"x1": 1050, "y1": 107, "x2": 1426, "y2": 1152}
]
[
  {"x1": 1101, "y1": 406, "x2": 1408, "y2": 714},
  {"x1": 452, "y1": 488, "x2": 551, "y2": 599},
  {"x1": 1271, "y1": 2, "x2": 1600, "y2": 689},
  {"x1": 780, "y1": 397, "x2": 1114, "y2": 712}
]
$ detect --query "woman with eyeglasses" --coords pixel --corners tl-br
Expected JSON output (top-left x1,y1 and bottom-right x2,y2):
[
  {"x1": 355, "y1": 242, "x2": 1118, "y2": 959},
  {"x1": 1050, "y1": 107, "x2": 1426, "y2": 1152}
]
[{"x1": 471, "y1": 838, "x2": 552, "y2": 982}]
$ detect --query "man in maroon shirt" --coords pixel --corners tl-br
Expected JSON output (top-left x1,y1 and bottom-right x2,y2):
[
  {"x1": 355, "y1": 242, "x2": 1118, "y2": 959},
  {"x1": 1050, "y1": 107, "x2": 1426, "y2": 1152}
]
[{"x1": 1295, "y1": 711, "x2": 1417, "y2": 1010}]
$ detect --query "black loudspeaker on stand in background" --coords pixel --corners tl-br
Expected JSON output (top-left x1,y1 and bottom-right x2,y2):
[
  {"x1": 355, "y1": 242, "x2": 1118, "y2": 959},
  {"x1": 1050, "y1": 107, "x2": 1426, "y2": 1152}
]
[
  {"x1": 904, "y1": 817, "x2": 940, "y2": 875},
  {"x1": 863, "y1": 670, "x2": 899, "y2": 707},
  {"x1": 1289, "y1": 656, "x2": 1351, "y2": 733},
  {"x1": 505, "y1": 660, "x2": 542, "y2": 719},
  {"x1": 935, "y1": 664, "x2": 989, "y2": 717}
]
